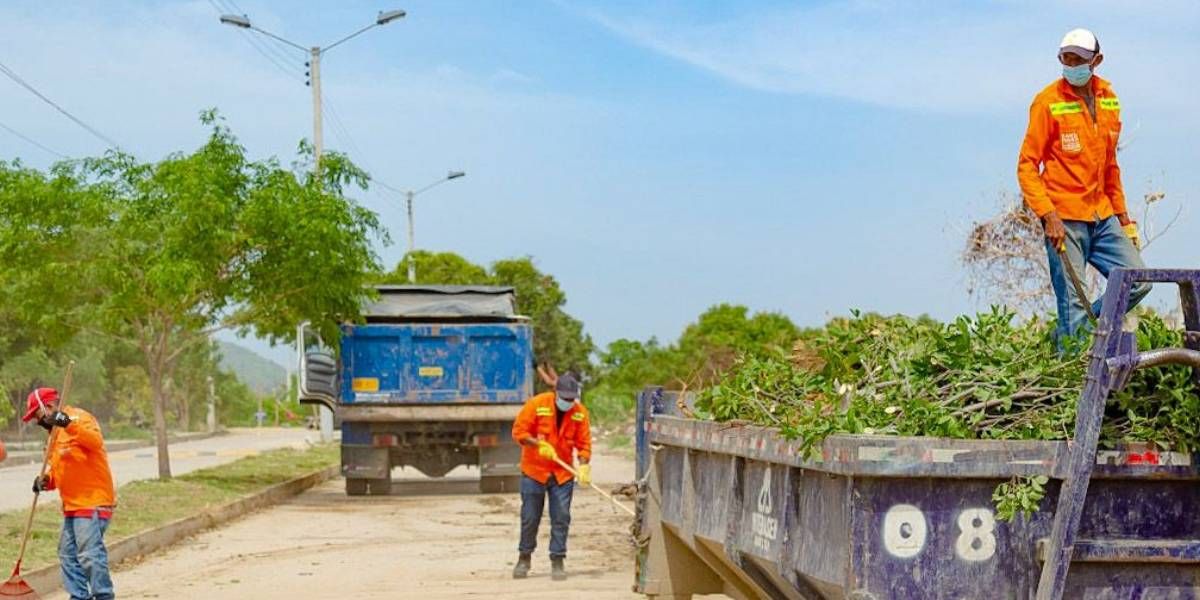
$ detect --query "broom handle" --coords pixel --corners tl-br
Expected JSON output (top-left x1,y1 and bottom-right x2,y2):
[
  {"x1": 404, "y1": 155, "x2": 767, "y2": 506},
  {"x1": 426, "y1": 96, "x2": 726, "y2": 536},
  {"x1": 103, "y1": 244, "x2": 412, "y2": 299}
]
[
  {"x1": 12, "y1": 361, "x2": 75, "y2": 575},
  {"x1": 551, "y1": 455, "x2": 636, "y2": 517}
]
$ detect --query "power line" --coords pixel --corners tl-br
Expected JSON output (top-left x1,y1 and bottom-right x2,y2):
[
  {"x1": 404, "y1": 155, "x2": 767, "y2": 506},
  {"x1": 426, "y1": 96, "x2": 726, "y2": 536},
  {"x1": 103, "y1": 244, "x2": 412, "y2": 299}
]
[
  {"x1": 0, "y1": 59, "x2": 122, "y2": 151},
  {"x1": 0, "y1": 119, "x2": 68, "y2": 159}
]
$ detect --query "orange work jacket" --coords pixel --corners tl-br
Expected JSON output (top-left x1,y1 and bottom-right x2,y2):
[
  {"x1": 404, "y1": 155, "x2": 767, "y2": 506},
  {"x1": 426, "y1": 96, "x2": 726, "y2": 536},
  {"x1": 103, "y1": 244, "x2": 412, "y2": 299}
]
[
  {"x1": 511, "y1": 392, "x2": 592, "y2": 485},
  {"x1": 1017, "y1": 76, "x2": 1125, "y2": 221},
  {"x1": 44, "y1": 407, "x2": 116, "y2": 513}
]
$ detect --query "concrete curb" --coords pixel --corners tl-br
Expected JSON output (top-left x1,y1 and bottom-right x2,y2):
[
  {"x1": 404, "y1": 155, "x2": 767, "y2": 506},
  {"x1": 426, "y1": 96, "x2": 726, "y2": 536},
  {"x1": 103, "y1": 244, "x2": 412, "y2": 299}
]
[
  {"x1": 20, "y1": 464, "x2": 339, "y2": 595},
  {"x1": 0, "y1": 431, "x2": 225, "y2": 469}
]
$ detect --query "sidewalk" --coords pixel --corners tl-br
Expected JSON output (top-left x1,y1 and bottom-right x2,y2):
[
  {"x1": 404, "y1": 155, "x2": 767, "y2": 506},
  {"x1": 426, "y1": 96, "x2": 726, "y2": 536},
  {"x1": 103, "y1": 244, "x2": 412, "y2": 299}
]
[{"x1": 0, "y1": 430, "x2": 223, "y2": 469}]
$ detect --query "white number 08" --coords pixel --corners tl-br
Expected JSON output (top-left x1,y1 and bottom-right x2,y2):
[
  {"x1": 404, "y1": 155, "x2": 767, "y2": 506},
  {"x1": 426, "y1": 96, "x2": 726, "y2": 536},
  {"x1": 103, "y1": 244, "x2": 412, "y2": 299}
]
[{"x1": 881, "y1": 505, "x2": 996, "y2": 562}]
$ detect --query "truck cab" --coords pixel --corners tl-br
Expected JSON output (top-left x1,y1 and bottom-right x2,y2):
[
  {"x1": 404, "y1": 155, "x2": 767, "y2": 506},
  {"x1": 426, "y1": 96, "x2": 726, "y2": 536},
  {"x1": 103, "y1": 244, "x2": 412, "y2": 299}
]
[{"x1": 299, "y1": 285, "x2": 533, "y2": 495}]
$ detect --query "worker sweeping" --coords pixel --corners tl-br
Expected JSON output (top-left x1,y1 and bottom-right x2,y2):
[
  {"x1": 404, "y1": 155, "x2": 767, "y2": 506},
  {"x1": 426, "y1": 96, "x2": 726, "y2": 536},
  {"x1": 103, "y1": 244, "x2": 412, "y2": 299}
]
[
  {"x1": 510, "y1": 371, "x2": 592, "y2": 582},
  {"x1": 1017, "y1": 28, "x2": 1150, "y2": 349},
  {"x1": 22, "y1": 388, "x2": 116, "y2": 600}
]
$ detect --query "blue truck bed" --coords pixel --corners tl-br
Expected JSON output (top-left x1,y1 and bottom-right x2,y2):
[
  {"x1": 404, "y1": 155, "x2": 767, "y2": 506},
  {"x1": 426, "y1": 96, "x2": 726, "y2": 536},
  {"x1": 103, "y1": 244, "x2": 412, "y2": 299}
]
[{"x1": 300, "y1": 286, "x2": 534, "y2": 495}]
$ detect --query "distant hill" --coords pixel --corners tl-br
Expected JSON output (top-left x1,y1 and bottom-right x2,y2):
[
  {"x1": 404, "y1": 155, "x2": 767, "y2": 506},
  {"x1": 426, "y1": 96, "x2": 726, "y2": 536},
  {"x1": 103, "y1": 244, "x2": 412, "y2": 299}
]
[{"x1": 217, "y1": 341, "x2": 288, "y2": 396}]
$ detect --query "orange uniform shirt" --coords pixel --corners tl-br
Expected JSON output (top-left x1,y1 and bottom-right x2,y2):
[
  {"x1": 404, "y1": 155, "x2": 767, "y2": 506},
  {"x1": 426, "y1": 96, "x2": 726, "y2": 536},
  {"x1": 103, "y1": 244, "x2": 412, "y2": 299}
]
[
  {"x1": 511, "y1": 392, "x2": 592, "y2": 485},
  {"x1": 1017, "y1": 76, "x2": 1125, "y2": 221},
  {"x1": 44, "y1": 407, "x2": 116, "y2": 513}
]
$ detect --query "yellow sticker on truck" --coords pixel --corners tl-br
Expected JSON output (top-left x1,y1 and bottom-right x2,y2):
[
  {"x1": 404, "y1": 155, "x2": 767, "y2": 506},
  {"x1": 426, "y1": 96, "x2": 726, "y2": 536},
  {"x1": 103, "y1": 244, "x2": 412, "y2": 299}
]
[
  {"x1": 351, "y1": 378, "x2": 380, "y2": 392},
  {"x1": 418, "y1": 366, "x2": 444, "y2": 377}
]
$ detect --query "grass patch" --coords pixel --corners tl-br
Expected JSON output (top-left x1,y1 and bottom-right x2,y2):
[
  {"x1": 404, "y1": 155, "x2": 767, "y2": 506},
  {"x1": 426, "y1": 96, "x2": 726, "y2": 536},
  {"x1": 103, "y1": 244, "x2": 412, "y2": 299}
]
[
  {"x1": 586, "y1": 390, "x2": 637, "y2": 429},
  {"x1": 101, "y1": 423, "x2": 155, "y2": 441},
  {"x1": 0, "y1": 443, "x2": 336, "y2": 572}
]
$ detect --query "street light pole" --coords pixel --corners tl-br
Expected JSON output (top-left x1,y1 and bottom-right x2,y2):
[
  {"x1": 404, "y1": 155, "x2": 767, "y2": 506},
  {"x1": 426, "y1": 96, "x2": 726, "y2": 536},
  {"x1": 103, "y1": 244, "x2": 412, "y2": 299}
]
[
  {"x1": 403, "y1": 171, "x2": 466, "y2": 283},
  {"x1": 406, "y1": 190, "x2": 416, "y2": 282},
  {"x1": 220, "y1": 8, "x2": 405, "y2": 441},
  {"x1": 218, "y1": 9, "x2": 406, "y2": 172}
]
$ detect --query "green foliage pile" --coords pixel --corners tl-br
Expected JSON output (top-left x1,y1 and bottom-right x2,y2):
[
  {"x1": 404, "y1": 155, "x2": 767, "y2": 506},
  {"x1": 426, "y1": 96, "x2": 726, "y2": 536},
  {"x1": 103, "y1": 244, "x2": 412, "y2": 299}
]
[
  {"x1": 698, "y1": 308, "x2": 1198, "y2": 452},
  {"x1": 695, "y1": 308, "x2": 1199, "y2": 518}
]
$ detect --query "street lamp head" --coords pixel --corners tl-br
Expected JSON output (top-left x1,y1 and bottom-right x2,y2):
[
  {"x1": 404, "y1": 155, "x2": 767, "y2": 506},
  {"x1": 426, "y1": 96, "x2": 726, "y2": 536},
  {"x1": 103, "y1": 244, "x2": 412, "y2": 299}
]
[
  {"x1": 219, "y1": 14, "x2": 252, "y2": 29},
  {"x1": 447, "y1": 171, "x2": 466, "y2": 180},
  {"x1": 376, "y1": 9, "x2": 407, "y2": 26}
]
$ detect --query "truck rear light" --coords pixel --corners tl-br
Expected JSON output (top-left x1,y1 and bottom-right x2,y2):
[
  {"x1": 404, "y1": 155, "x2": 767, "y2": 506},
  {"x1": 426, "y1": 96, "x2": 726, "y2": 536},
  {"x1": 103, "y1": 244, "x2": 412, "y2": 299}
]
[
  {"x1": 373, "y1": 433, "x2": 399, "y2": 447},
  {"x1": 474, "y1": 434, "x2": 499, "y2": 448}
]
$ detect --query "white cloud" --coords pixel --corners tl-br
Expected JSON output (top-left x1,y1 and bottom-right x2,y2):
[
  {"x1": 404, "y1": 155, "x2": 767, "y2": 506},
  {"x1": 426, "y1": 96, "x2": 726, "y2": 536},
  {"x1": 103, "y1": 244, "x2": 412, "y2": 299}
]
[{"x1": 573, "y1": 1, "x2": 1200, "y2": 117}]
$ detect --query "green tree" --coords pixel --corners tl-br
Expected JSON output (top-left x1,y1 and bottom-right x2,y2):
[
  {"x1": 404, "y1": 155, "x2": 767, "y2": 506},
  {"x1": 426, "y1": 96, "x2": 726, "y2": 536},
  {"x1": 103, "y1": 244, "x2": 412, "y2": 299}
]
[
  {"x1": 589, "y1": 304, "x2": 801, "y2": 424},
  {"x1": 383, "y1": 251, "x2": 594, "y2": 381},
  {"x1": 385, "y1": 250, "x2": 489, "y2": 285},
  {"x1": 0, "y1": 112, "x2": 385, "y2": 478}
]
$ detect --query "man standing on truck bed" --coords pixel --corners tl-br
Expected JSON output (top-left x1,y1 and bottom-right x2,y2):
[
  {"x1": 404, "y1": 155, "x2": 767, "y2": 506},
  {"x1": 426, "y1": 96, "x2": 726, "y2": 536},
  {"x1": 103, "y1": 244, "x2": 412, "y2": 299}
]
[
  {"x1": 1017, "y1": 28, "x2": 1150, "y2": 348},
  {"x1": 510, "y1": 371, "x2": 592, "y2": 581},
  {"x1": 24, "y1": 387, "x2": 117, "y2": 600}
]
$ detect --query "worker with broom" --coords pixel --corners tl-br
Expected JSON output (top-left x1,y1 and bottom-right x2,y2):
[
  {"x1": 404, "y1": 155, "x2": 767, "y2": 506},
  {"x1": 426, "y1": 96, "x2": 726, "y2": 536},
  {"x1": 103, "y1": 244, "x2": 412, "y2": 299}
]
[
  {"x1": 23, "y1": 387, "x2": 116, "y2": 600},
  {"x1": 510, "y1": 370, "x2": 592, "y2": 582},
  {"x1": 1017, "y1": 28, "x2": 1150, "y2": 349}
]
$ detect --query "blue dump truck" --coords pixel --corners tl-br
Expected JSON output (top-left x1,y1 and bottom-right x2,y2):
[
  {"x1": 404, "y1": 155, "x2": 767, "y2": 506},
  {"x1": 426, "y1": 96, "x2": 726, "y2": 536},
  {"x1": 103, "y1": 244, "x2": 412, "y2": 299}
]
[
  {"x1": 298, "y1": 285, "x2": 533, "y2": 495},
  {"x1": 634, "y1": 268, "x2": 1200, "y2": 599}
]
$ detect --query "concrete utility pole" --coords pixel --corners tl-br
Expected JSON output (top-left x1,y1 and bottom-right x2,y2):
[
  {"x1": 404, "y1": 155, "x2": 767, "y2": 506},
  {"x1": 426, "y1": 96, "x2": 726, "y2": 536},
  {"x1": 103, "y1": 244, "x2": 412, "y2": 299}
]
[
  {"x1": 310, "y1": 47, "x2": 322, "y2": 167},
  {"x1": 404, "y1": 171, "x2": 467, "y2": 282},
  {"x1": 206, "y1": 375, "x2": 217, "y2": 434}
]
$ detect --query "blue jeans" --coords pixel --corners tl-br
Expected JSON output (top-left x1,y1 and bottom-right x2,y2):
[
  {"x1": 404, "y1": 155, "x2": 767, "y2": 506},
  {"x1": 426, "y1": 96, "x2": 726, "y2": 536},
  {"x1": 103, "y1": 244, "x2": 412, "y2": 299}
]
[
  {"x1": 519, "y1": 475, "x2": 574, "y2": 559},
  {"x1": 59, "y1": 513, "x2": 114, "y2": 600},
  {"x1": 1046, "y1": 216, "x2": 1151, "y2": 347}
]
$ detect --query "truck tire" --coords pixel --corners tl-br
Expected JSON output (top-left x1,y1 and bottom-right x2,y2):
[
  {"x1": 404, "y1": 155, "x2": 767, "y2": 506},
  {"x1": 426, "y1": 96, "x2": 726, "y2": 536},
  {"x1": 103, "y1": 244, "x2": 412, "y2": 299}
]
[
  {"x1": 367, "y1": 477, "x2": 392, "y2": 496},
  {"x1": 479, "y1": 475, "x2": 521, "y2": 494},
  {"x1": 345, "y1": 478, "x2": 368, "y2": 496}
]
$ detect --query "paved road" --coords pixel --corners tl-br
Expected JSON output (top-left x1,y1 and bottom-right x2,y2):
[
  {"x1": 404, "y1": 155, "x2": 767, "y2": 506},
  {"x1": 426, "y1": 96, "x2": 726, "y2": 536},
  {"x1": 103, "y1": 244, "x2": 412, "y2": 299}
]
[
  {"x1": 49, "y1": 450, "x2": 644, "y2": 600},
  {"x1": 0, "y1": 428, "x2": 319, "y2": 513}
]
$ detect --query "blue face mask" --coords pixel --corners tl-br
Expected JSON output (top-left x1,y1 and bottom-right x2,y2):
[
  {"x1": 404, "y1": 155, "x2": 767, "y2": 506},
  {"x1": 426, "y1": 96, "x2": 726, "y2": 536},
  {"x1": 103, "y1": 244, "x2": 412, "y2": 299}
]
[
  {"x1": 1062, "y1": 63, "x2": 1093, "y2": 87},
  {"x1": 555, "y1": 396, "x2": 576, "y2": 412}
]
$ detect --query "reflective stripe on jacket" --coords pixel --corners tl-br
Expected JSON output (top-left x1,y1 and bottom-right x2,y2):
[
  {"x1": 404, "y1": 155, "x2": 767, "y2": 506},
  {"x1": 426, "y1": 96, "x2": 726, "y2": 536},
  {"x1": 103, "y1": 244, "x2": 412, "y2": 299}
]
[
  {"x1": 45, "y1": 407, "x2": 116, "y2": 513},
  {"x1": 1017, "y1": 76, "x2": 1125, "y2": 221},
  {"x1": 511, "y1": 392, "x2": 592, "y2": 485}
]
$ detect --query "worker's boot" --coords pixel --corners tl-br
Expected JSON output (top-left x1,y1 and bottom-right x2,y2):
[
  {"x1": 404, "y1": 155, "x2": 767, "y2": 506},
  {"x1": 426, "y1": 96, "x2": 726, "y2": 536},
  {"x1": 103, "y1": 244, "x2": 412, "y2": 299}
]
[
  {"x1": 550, "y1": 557, "x2": 567, "y2": 581},
  {"x1": 512, "y1": 553, "x2": 531, "y2": 579}
]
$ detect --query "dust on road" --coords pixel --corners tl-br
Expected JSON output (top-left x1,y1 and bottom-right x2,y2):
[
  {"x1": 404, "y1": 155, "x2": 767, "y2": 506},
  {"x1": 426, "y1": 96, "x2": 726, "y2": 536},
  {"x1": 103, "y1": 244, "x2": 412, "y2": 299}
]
[{"x1": 48, "y1": 448, "x2": 641, "y2": 599}]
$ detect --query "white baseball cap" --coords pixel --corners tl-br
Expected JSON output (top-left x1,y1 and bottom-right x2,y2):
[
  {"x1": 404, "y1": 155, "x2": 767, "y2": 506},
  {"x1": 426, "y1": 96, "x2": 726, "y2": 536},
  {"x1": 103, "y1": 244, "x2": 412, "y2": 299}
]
[{"x1": 1059, "y1": 28, "x2": 1100, "y2": 60}]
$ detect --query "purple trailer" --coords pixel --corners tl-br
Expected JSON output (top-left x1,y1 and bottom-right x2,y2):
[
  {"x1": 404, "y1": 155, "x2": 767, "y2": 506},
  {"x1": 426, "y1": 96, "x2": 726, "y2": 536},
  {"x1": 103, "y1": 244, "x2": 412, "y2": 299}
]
[{"x1": 633, "y1": 269, "x2": 1200, "y2": 599}]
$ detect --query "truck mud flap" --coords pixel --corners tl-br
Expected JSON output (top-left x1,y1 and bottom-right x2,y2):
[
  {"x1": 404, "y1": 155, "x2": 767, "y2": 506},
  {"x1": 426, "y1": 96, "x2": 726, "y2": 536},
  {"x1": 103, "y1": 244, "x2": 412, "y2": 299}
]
[{"x1": 342, "y1": 444, "x2": 389, "y2": 480}]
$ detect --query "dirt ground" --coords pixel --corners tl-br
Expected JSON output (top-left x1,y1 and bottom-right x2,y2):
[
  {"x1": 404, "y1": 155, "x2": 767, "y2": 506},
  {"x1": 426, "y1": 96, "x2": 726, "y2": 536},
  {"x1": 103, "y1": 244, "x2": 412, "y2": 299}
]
[{"x1": 47, "y1": 448, "x2": 642, "y2": 599}]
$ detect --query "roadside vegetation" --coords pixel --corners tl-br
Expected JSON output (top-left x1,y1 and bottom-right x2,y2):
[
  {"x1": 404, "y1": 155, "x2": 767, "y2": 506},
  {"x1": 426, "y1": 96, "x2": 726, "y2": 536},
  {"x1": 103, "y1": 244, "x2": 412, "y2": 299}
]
[
  {"x1": 0, "y1": 111, "x2": 384, "y2": 477},
  {"x1": 0, "y1": 443, "x2": 336, "y2": 572}
]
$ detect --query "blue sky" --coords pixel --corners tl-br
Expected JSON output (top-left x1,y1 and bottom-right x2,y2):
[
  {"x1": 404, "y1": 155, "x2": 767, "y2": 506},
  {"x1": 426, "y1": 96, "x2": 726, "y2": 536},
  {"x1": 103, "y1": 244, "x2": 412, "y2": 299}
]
[{"x1": 1, "y1": 1, "x2": 1197, "y2": 367}]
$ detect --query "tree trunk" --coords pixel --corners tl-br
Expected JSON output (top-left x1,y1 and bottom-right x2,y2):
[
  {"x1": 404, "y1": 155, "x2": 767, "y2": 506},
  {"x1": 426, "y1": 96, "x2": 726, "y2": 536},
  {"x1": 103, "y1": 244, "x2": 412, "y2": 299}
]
[{"x1": 148, "y1": 365, "x2": 172, "y2": 479}]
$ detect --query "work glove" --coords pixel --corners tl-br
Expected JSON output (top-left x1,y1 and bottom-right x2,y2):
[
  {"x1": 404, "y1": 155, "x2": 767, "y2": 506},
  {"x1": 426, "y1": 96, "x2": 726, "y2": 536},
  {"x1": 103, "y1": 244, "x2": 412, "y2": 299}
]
[
  {"x1": 32, "y1": 475, "x2": 48, "y2": 494},
  {"x1": 1123, "y1": 222, "x2": 1141, "y2": 250},
  {"x1": 50, "y1": 411, "x2": 72, "y2": 429},
  {"x1": 537, "y1": 440, "x2": 558, "y2": 461},
  {"x1": 577, "y1": 464, "x2": 592, "y2": 486}
]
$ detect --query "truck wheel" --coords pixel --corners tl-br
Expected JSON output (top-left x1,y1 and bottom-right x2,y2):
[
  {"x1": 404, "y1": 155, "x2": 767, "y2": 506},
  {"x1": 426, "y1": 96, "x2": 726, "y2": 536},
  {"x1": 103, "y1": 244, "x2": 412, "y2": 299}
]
[
  {"x1": 367, "y1": 478, "x2": 392, "y2": 496},
  {"x1": 479, "y1": 475, "x2": 521, "y2": 494},
  {"x1": 345, "y1": 478, "x2": 368, "y2": 496}
]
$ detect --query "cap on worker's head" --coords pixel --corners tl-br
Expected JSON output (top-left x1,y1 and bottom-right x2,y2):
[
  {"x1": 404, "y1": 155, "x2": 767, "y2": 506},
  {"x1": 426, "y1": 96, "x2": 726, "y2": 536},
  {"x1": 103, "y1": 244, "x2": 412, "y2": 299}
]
[
  {"x1": 555, "y1": 372, "x2": 581, "y2": 400},
  {"x1": 1059, "y1": 28, "x2": 1100, "y2": 60},
  {"x1": 22, "y1": 387, "x2": 58, "y2": 422}
]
